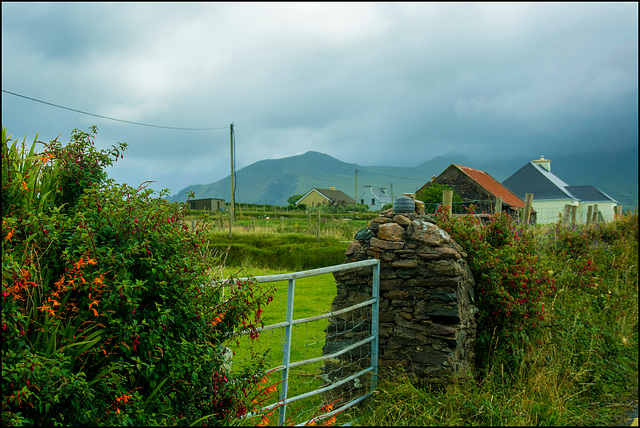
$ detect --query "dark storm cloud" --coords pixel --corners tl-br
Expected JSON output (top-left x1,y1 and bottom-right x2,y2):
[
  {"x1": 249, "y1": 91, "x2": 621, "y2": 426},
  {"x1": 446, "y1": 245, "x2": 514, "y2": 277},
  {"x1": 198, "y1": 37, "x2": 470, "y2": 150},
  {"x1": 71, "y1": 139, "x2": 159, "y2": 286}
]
[{"x1": 2, "y1": 2, "x2": 637, "y2": 194}]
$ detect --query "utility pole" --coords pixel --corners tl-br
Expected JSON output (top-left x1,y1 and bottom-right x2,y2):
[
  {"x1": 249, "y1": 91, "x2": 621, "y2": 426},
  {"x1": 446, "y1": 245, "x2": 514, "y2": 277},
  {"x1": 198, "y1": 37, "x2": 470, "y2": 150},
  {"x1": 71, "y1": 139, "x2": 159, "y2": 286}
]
[
  {"x1": 355, "y1": 169, "x2": 358, "y2": 207},
  {"x1": 229, "y1": 123, "x2": 235, "y2": 239}
]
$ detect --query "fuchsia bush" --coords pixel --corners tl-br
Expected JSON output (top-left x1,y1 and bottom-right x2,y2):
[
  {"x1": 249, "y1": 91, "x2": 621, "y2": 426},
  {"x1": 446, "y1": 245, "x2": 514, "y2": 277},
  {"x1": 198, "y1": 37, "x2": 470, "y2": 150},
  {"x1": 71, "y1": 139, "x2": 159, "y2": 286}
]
[{"x1": 2, "y1": 127, "x2": 274, "y2": 425}]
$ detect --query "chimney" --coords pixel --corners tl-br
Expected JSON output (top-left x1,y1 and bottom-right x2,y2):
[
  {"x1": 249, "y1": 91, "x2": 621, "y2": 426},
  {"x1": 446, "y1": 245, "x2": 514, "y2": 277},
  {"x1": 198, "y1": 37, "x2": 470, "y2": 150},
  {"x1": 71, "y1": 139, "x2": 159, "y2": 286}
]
[
  {"x1": 329, "y1": 186, "x2": 335, "y2": 190},
  {"x1": 532, "y1": 155, "x2": 551, "y2": 172}
]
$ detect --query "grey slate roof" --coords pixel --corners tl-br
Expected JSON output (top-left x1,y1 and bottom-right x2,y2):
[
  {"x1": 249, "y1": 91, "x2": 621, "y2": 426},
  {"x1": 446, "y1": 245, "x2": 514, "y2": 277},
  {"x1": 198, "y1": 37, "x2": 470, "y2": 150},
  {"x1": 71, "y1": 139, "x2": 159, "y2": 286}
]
[
  {"x1": 566, "y1": 186, "x2": 617, "y2": 203},
  {"x1": 502, "y1": 162, "x2": 616, "y2": 203}
]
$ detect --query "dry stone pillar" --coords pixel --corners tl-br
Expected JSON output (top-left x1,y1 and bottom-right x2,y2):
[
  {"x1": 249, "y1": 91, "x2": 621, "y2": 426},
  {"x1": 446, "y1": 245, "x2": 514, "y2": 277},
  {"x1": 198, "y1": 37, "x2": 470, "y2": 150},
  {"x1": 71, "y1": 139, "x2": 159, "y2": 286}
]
[{"x1": 323, "y1": 211, "x2": 477, "y2": 392}]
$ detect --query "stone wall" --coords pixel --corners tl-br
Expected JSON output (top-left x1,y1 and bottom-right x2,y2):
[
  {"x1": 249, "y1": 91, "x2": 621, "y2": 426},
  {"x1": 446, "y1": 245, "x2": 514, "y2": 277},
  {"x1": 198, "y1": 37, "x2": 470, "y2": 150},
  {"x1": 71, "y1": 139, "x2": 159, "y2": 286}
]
[{"x1": 323, "y1": 210, "x2": 477, "y2": 390}]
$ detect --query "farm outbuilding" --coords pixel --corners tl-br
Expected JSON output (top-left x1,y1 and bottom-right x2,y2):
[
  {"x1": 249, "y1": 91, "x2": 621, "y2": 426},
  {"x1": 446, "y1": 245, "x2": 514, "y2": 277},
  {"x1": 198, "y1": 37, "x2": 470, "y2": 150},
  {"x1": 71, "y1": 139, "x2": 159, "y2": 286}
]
[
  {"x1": 421, "y1": 164, "x2": 526, "y2": 217},
  {"x1": 502, "y1": 156, "x2": 618, "y2": 224},
  {"x1": 295, "y1": 187, "x2": 355, "y2": 208},
  {"x1": 188, "y1": 198, "x2": 226, "y2": 212}
]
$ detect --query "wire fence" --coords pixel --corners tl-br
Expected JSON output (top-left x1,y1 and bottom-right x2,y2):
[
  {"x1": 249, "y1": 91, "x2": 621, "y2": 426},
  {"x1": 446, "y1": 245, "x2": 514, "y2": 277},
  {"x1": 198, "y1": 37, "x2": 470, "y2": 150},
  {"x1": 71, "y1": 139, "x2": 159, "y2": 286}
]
[{"x1": 230, "y1": 259, "x2": 380, "y2": 426}]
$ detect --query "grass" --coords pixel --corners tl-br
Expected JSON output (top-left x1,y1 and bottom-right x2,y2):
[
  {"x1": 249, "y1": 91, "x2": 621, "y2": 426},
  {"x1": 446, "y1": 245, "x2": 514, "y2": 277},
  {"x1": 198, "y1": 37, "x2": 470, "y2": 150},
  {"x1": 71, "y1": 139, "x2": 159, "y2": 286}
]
[
  {"x1": 212, "y1": 211, "x2": 638, "y2": 426},
  {"x1": 222, "y1": 266, "x2": 363, "y2": 426}
]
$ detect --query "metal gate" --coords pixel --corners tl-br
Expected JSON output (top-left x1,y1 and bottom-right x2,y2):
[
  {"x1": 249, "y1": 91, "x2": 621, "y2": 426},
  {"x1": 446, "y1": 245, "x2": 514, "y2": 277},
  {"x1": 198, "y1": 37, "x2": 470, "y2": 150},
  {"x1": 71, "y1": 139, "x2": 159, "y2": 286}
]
[{"x1": 235, "y1": 259, "x2": 380, "y2": 426}]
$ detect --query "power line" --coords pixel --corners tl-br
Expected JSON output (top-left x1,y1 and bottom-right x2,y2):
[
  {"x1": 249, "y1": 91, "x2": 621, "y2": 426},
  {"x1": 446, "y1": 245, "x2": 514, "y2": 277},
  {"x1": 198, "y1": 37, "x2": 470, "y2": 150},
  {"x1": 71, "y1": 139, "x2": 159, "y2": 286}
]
[{"x1": 1, "y1": 89, "x2": 228, "y2": 131}]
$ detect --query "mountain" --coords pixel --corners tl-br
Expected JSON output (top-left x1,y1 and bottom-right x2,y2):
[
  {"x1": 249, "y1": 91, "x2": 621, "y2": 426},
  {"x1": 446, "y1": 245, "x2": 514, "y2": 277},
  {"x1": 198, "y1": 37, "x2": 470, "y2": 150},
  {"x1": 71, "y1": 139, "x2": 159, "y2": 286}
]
[{"x1": 167, "y1": 148, "x2": 638, "y2": 210}]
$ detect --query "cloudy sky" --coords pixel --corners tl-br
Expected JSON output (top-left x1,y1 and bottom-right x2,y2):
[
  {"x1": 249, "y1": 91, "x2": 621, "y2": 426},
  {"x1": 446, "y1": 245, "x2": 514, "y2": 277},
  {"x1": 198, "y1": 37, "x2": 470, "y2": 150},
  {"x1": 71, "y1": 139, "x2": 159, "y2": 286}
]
[{"x1": 2, "y1": 2, "x2": 638, "y2": 196}]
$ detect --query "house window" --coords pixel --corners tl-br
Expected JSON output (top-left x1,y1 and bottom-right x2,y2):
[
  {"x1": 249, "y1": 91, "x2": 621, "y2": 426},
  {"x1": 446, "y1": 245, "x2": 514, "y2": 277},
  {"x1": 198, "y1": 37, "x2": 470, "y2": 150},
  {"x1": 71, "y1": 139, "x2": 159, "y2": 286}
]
[
  {"x1": 360, "y1": 199, "x2": 364, "y2": 205},
  {"x1": 372, "y1": 199, "x2": 376, "y2": 205}
]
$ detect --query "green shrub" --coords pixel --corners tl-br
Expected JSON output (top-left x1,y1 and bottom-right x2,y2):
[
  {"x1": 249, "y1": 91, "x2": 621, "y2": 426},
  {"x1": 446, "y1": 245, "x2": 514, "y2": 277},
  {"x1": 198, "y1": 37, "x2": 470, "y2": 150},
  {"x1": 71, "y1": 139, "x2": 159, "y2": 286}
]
[{"x1": 2, "y1": 127, "x2": 273, "y2": 425}]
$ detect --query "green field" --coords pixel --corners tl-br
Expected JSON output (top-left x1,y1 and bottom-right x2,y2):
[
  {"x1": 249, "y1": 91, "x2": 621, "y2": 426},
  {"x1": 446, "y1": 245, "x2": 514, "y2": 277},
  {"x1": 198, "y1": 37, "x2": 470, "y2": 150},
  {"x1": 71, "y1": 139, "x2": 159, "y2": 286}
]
[
  {"x1": 223, "y1": 267, "x2": 366, "y2": 426},
  {"x1": 211, "y1": 210, "x2": 638, "y2": 427}
]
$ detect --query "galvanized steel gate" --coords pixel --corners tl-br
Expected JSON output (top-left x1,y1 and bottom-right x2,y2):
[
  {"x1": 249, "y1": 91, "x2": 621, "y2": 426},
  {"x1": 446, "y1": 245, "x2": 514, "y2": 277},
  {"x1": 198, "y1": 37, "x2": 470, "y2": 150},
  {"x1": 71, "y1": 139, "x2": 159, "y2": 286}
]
[{"x1": 236, "y1": 259, "x2": 380, "y2": 426}]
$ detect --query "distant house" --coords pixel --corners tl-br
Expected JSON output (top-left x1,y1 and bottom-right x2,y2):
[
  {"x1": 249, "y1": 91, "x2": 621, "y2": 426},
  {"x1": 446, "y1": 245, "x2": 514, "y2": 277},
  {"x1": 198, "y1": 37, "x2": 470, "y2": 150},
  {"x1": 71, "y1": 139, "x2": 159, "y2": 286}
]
[
  {"x1": 502, "y1": 156, "x2": 617, "y2": 224},
  {"x1": 295, "y1": 187, "x2": 355, "y2": 208},
  {"x1": 359, "y1": 186, "x2": 393, "y2": 211},
  {"x1": 421, "y1": 164, "x2": 526, "y2": 217},
  {"x1": 188, "y1": 198, "x2": 225, "y2": 211}
]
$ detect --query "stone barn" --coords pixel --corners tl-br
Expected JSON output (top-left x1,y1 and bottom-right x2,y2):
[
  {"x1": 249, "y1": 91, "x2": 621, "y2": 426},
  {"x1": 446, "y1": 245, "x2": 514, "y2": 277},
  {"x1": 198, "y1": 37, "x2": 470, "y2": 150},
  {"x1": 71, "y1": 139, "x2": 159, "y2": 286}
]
[{"x1": 420, "y1": 164, "x2": 526, "y2": 218}]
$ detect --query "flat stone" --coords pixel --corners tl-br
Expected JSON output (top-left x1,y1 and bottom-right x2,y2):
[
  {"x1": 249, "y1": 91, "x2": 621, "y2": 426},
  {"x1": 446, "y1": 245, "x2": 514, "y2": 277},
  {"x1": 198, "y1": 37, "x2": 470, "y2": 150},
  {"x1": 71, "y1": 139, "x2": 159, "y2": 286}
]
[
  {"x1": 426, "y1": 260, "x2": 463, "y2": 277},
  {"x1": 377, "y1": 223, "x2": 405, "y2": 241},
  {"x1": 384, "y1": 290, "x2": 410, "y2": 300},
  {"x1": 391, "y1": 259, "x2": 419, "y2": 269},
  {"x1": 399, "y1": 311, "x2": 413, "y2": 321},
  {"x1": 411, "y1": 221, "x2": 451, "y2": 246},
  {"x1": 426, "y1": 306, "x2": 461, "y2": 323},
  {"x1": 370, "y1": 237, "x2": 404, "y2": 250},
  {"x1": 430, "y1": 290, "x2": 457, "y2": 302},
  {"x1": 345, "y1": 241, "x2": 362, "y2": 256},
  {"x1": 416, "y1": 247, "x2": 461, "y2": 260},
  {"x1": 426, "y1": 323, "x2": 458, "y2": 337},
  {"x1": 379, "y1": 313, "x2": 395, "y2": 323},
  {"x1": 380, "y1": 279, "x2": 403, "y2": 291},
  {"x1": 411, "y1": 350, "x2": 450, "y2": 366},
  {"x1": 393, "y1": 214, "x2": 412, "y2": 226},
  {"x1": 372, "y1": 217, "x2": 393, "y2": 224}
]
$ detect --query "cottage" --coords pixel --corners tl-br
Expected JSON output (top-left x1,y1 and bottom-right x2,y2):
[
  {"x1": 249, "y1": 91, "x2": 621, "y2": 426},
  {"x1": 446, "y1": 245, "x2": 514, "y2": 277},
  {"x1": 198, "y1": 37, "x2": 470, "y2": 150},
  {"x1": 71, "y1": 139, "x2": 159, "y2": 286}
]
[
  {"x1": 359, "y1": 186, "x2": 392, "y2": 211},
  {"x1": 421, "y1": 164, "x2": 526, "y2": 216},
  {"x1": 188, "y1": 198, "x2": 225, "y2": 212},
  {"x1": 295, "y1": 186, "x2": 355, "y2": 208},
  {"x1": 502, "y1": 156, "x2": 618, "y2": 224}
]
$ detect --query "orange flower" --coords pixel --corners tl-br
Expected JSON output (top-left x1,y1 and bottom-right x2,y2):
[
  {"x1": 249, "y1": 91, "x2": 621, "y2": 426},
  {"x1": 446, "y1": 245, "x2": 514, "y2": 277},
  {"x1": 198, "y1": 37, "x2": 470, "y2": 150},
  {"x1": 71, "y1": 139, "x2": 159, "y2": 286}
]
[
  {"x1": 21, "y1": 181, "x2": 28, "y2": 191},
  {"x1": 4, "y1": 229, "x2": 14, "y2": 242},
  {"x1": 39, "y1": 151, "x2": 55, "y2": 165},
  {"x1": 37, "y1": 304, "x2": 56, "y2": 317},
  {"x1": 258, "y1": 415, "x2": 270, "y2": 426},
  {"x1": 209, "y1": 313, "x2": 224, "y2": 327},
  {"x1": 323, "y1": 416, "x2": 337, "y2": 426},
  {"x1": 93, "y1": 275, "x2": 105, "y2": 285}
]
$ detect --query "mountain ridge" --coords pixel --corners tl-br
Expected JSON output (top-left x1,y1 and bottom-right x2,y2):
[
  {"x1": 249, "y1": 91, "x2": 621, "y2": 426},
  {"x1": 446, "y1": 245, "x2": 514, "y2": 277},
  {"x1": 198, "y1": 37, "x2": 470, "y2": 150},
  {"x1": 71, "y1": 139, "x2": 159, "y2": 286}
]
[{"x1": 167, "y1": 148, "x2": 638, "y2": 210}]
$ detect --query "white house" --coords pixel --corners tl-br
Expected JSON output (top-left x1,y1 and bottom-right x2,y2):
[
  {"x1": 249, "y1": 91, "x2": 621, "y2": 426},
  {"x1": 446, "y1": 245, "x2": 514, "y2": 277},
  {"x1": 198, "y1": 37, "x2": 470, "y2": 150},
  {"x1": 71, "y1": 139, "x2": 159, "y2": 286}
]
[
  {"x1": 359, "y1": 186, "x2": 392, "y2": 211},
  {"x1": 502, "y1": 156, "x2": 618, "y2": 224}
]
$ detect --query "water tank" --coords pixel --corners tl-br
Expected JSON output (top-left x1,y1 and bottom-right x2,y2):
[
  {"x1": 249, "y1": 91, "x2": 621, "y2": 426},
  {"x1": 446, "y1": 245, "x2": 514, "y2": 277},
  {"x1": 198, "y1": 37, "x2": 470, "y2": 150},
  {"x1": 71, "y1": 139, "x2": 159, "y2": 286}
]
[{"x1": 393, "y1": 196, "x2": 415, "y2": 214}]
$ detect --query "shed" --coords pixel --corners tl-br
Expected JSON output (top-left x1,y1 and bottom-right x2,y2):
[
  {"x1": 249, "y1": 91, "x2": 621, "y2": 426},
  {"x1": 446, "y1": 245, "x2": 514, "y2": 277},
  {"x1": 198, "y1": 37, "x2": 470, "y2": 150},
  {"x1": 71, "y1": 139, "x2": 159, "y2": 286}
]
[
  {"x1": 188, "y1": 198, "x2": 225, "y2": 212},
  {"x1": 502, "y1": 156, "x2": 617, "y2": 224}
]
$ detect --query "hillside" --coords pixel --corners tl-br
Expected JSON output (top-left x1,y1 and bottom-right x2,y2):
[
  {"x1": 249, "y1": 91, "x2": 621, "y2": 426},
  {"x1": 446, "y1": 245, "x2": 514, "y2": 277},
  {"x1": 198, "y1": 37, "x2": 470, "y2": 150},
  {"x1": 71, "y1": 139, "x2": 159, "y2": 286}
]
[{"x1": 167, "y1": 148, "x2": 638, "y2": 210}]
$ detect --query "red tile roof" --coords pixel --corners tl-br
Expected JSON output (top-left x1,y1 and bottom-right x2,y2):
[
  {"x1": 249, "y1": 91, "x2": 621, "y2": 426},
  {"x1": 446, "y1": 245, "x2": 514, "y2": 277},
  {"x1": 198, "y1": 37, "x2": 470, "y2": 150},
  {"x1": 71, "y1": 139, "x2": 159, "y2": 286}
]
[{"x1": 455, "y1": 165, "x2": 525, "y2": 208}]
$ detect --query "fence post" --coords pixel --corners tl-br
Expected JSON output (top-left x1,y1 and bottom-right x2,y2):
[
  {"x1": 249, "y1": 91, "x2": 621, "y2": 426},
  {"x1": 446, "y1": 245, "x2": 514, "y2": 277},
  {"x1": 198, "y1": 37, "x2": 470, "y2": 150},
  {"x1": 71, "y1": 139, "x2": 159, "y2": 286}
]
[
  {"x1": 562, "y1": 205, "x2": 572, "y2": 226},
  {"x1": 586, "y1": 205, "x2": 593, "y2": 224},
  {"x1": 523, "y1": 193, "x2": 534, "y2": 224},
  {"x1": 570, "y1": 205, "x2": 577, "y2": 226},
  {"x1": 615, "y1": 205, "x2": 623, "y2": 219},
  {"x1": 443, "y1": 190, "x2": 453, "y2": 215},
  {"x1": 317, "y1": 209, "x2": 321, "y2": 241},
  {"x1": 494, "y1": 197, "x2": 502, "y2": 214},
  {"x1": 593, "y1": 204, "x2": 600, "y2": 224}
]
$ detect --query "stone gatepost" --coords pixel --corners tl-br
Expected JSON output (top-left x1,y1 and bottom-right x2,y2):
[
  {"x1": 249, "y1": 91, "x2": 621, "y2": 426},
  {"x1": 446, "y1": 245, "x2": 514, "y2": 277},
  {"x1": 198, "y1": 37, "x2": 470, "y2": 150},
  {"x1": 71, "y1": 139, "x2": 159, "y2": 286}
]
[{"x1": 322, "y1": 211, "x2": 477, "y2": 396}]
